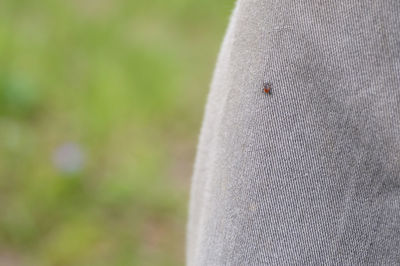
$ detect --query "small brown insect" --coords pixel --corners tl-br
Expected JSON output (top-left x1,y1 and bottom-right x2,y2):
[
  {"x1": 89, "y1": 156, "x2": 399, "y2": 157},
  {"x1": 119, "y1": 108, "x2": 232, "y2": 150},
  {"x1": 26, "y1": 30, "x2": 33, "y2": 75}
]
[{"x1": 263, "y1": 83, "x2": 272, "y2": 95}]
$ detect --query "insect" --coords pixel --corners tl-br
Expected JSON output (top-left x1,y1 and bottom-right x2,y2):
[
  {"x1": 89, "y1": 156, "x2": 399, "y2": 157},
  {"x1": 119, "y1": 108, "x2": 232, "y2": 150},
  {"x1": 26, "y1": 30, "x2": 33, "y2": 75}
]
[{"x1": 263, "y1": 82, "x2": 272, "y2": 95}]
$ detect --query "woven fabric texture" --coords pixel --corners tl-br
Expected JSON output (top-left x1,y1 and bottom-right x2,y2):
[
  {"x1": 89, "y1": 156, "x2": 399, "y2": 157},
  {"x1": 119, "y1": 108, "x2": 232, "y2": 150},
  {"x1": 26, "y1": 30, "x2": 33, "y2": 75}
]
[{"x1": 187, "y1": 1, "x2": 400, "y2": 265}]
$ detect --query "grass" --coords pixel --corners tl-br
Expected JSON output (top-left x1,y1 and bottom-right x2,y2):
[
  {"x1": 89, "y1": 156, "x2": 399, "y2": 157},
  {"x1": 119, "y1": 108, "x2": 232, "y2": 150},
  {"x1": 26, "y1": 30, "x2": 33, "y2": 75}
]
[{"x1": 0, "y1": 0, "x2": 236, "y2": 265}]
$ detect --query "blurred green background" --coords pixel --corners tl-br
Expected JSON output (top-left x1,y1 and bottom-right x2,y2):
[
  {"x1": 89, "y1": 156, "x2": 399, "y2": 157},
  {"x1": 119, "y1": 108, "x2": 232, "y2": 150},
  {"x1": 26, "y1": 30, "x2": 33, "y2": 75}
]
[{"x1": 0, "y1": 0, "x2": 235, "y2": 265}]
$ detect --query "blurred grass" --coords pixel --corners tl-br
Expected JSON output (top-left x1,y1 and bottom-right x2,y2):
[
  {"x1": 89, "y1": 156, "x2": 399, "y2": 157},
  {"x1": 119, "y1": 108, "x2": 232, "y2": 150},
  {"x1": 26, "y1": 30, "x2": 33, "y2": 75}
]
[{"x1": 0, "y1": 0, "x2": 236, "y2": 265}]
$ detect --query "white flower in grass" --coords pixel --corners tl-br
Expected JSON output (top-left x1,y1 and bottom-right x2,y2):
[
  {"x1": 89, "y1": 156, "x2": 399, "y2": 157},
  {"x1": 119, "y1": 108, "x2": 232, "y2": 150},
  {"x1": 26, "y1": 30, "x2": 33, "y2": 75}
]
[{"x1": 53, "y1": 142, "x2": 86, "y2": 174}]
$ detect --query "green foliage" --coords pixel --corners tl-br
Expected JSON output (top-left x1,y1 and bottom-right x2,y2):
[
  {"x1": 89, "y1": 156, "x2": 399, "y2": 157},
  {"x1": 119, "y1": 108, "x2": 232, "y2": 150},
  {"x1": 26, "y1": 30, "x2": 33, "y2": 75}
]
[{"x1": 0, "y1": 0, "x2": 236, "y2": 265}]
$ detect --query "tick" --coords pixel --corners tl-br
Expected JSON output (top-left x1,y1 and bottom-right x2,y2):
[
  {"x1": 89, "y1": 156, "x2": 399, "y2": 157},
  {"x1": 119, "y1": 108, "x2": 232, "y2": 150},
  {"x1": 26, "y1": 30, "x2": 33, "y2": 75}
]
[{"x1": 263, "y1": 83, "x2": 272, "y2": 95}]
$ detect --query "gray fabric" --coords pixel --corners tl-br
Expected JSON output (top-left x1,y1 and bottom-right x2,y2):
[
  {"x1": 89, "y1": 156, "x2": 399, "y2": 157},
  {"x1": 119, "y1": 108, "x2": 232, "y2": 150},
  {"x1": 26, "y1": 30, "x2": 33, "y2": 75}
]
[{"x1": 187, "y1": 0, "x2": 400, "y2": 265}]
